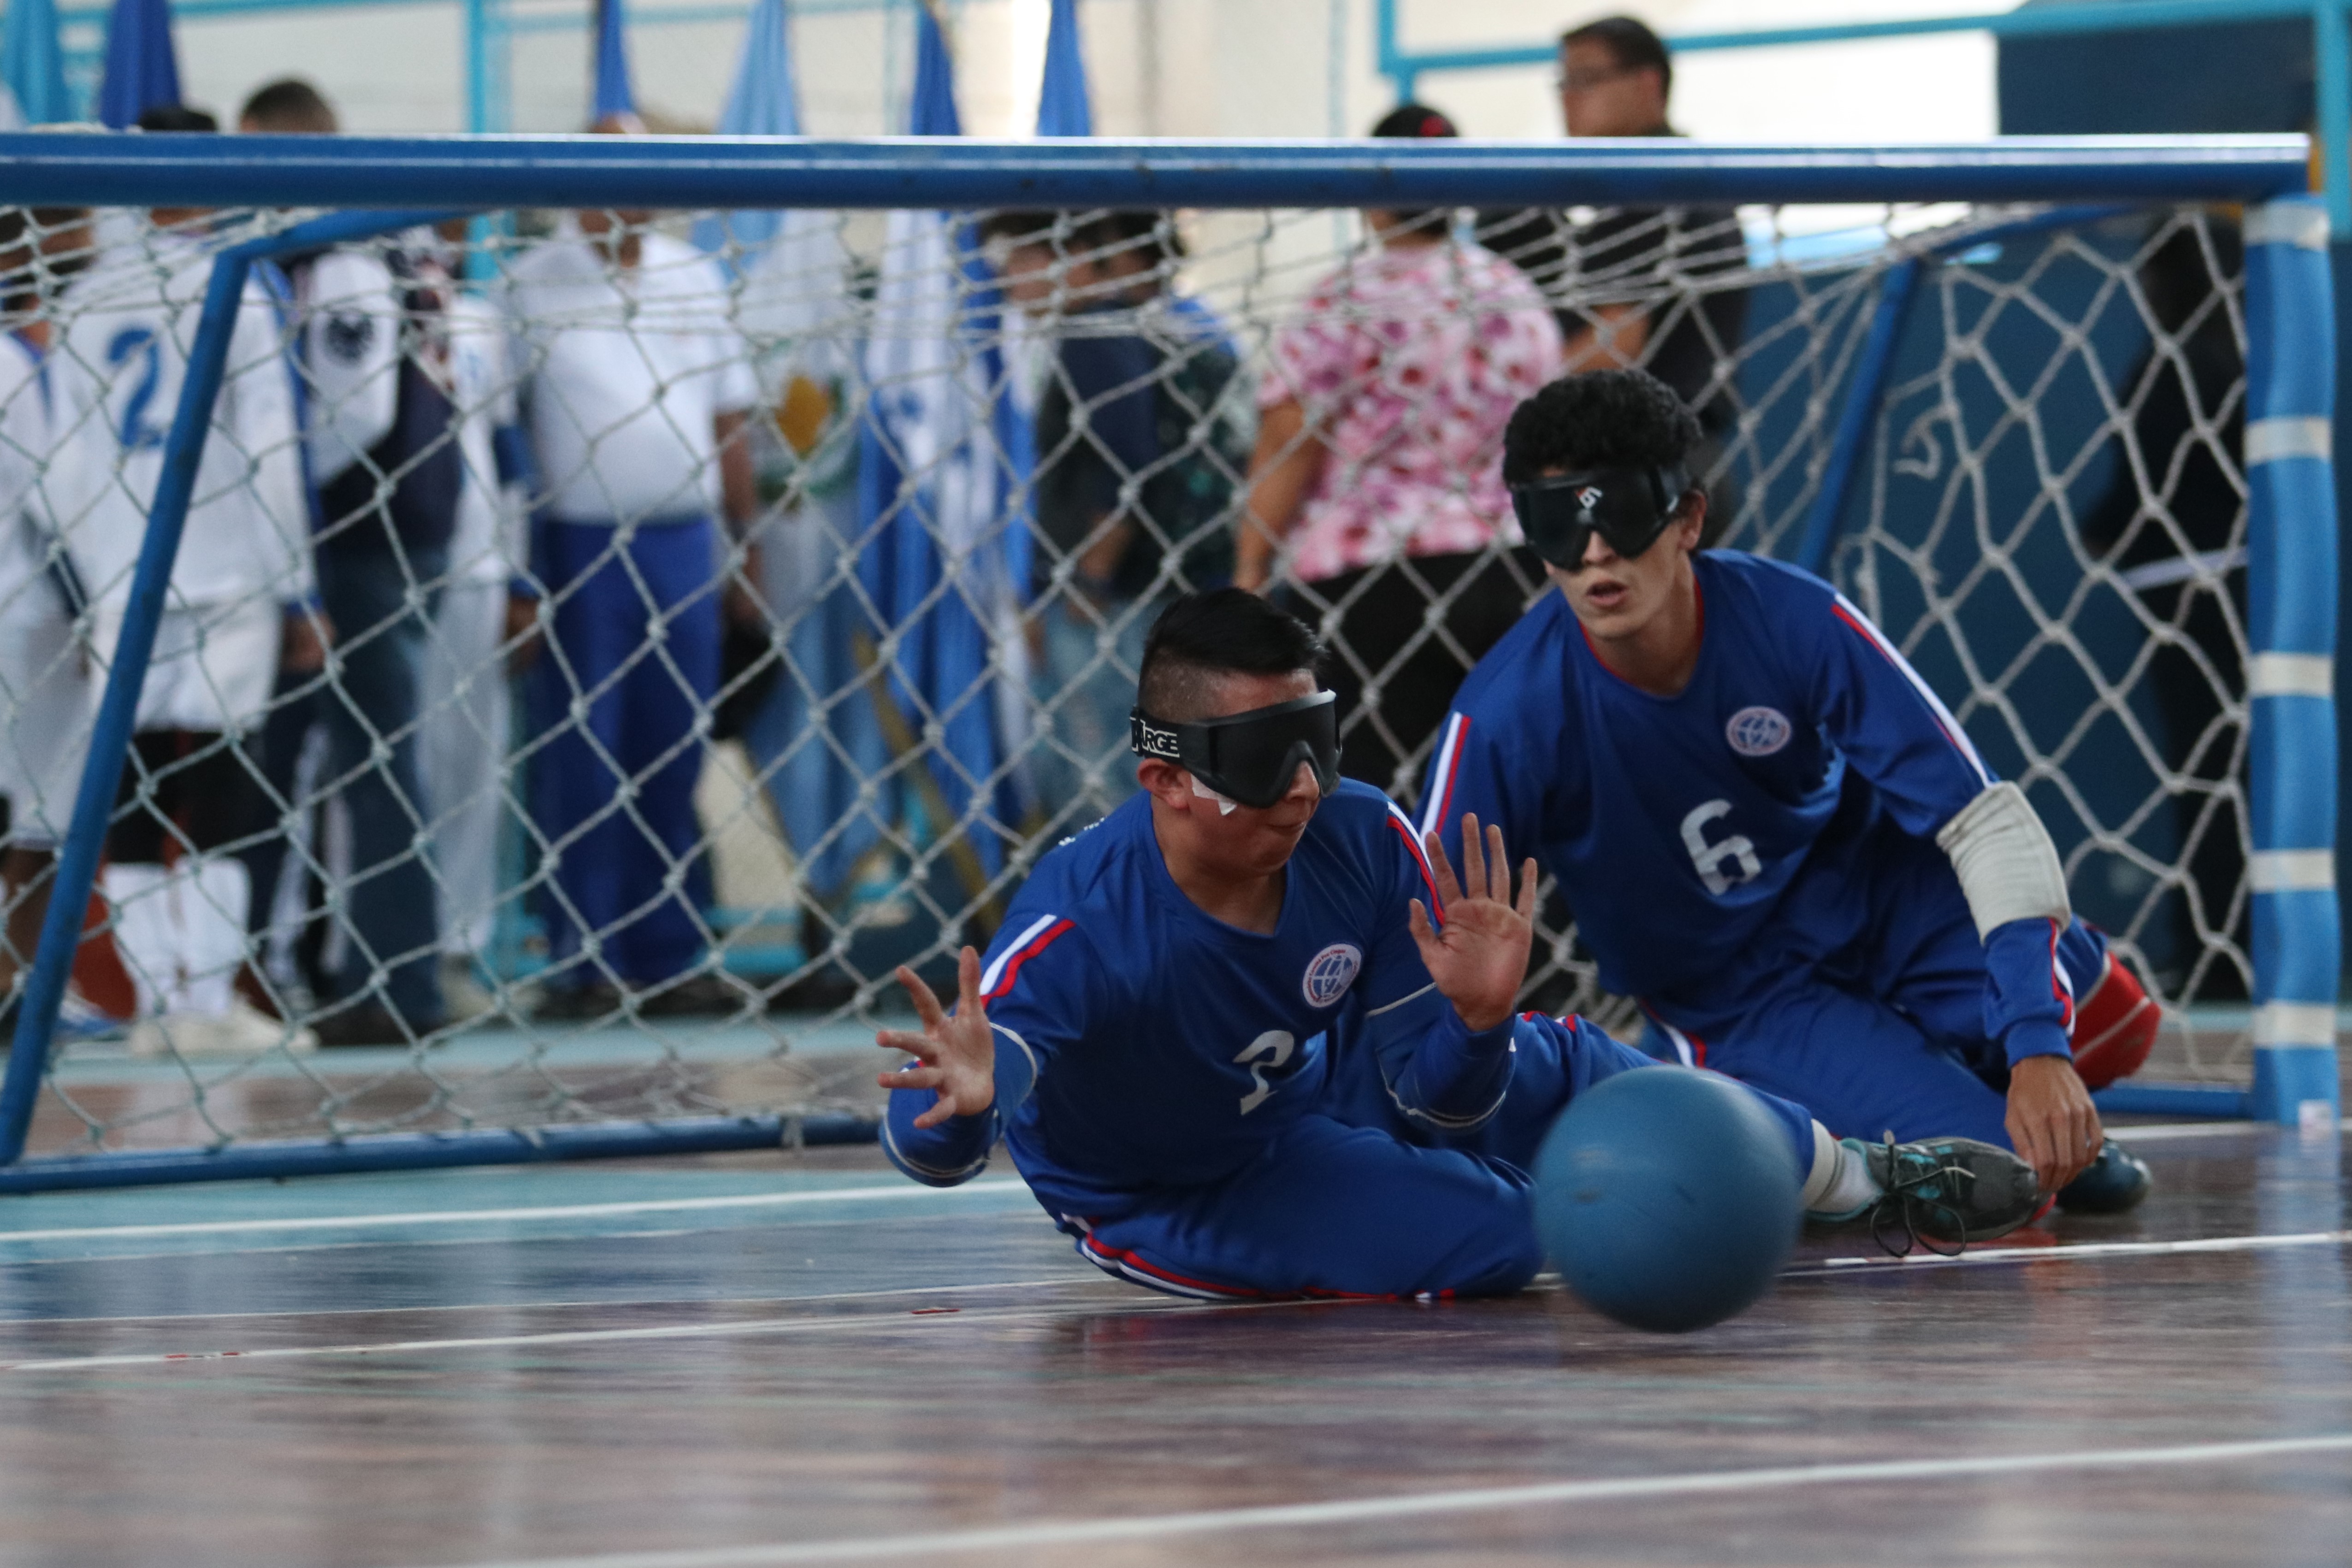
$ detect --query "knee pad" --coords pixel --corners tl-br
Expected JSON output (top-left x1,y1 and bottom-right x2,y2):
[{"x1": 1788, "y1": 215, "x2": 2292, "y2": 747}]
[{"x1": 2070, "y1": 951, "x2": 2157, "y2": 1090}]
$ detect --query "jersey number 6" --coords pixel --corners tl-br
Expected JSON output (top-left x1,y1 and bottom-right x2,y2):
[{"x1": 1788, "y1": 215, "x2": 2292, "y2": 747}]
[
  {"x1": 1233, "y1": 1031, "x2": 1296, "y2": 1115},
  {"x1": 1681, "y1": 799, "x2": 1763, "y2": 897}
]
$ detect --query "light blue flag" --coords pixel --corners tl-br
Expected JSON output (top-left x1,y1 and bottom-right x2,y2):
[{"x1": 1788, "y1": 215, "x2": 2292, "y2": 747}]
[
  {"x1": 853, "y1": 1, "x2": 1032, "y2": 899},
  {"x1": 592, "y1": 0, "x2": 635, "y2": 121},
  {"x1": 95, "y1": 0, "x2": 179, "y2": 129},
  {"x1": 2, "y1": 0, "x2": 72, "y2": 124},
  {"x1": 692, "y1": 0, "x2": 802, "y2": 262},
  {"x1": 1035, "y1": 0, "x2": 1092, "y2": 137}
]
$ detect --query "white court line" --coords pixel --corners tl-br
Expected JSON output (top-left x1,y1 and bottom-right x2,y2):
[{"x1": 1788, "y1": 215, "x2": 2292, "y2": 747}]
[
  {"x1": 0, "y1": 1291, "x2": 1348, "y2": 1373},
  {"x1": 406, "y1": 1432, "x2": 2352, "y2": 1568},
  {"x1": 0, "y1": 1178, "x2": 1029, "y2": 1246},
  {"x1": 1805, "y1": 1229, "x2": 2352, "y2": 1274},
  {"x1": 0, "y1": 1275, "x2": 1096, "y2": 1329},
  {"x1": 2101, "y1": 1120, "x2": 2261, "y2": 1140}
]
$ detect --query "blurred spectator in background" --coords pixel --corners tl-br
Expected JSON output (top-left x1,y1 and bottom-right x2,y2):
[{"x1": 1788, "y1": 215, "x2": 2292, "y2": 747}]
[
  {"x1": 422, "y1": 219, "x2": 534, "y2": 1022},
  {"x1": 2082, "y1": 216, "x2": 2248, "y2": 1000},
  {"x1": 1482, "y1": 15, "x2": 1749, "y2": 539},
  {"x1": 0, "y1": 205, "x2": 95, "y2": 1020},
  {"x1": 505, "y1": 113, "x2": 762, "y2": 1020},
  {"x1": 250, "y1": 78, "x2": 464, "y2": 1045},
  {"x1": 52, "y1": 104, "x2": 319, "y2": 1056},
  {"x1": 1238, "y1": 104, "x2": 1562, "y2": 800},
  {"x1": 981, "y1": 208, "x2": 1248, "y2": 826}
]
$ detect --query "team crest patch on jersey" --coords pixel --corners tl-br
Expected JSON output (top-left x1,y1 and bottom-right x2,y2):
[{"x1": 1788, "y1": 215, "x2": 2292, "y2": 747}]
[
  {"x1": 1725, "y1": 706, "x2": 1793, "y2": 757},
  {"x1": 1302, "y1": 943, "x2": 1362, "y2": 1008}
]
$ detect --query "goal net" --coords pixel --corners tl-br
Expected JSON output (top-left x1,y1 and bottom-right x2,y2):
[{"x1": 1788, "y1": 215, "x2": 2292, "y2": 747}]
[{"x1": 0, "y1": 138, "x2": 2329, "y2": 1183}]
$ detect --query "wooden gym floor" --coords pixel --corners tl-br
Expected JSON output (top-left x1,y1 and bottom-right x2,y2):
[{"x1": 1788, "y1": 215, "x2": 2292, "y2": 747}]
[{"x1": 0, "y1": 1092, "x2": 2344, "y2": 1565}]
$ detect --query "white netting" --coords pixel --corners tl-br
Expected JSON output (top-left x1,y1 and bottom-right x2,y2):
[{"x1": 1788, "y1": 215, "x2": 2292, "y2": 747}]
[{"x1": 0, "y1": 193, "x2": 2256, "y2": 1160}]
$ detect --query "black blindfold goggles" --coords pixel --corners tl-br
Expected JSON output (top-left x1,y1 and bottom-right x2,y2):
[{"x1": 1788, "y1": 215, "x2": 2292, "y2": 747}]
[
  {"x1": 1509, "y1": 464, "x2": 1693, "y2": 570},
  {"x1": 1129, "y1": 691, "x2": 1340, "y2": 810}
]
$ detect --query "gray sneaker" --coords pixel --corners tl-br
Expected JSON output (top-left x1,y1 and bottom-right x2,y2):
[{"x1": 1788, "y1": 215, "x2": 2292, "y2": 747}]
[{"x1": 1838, "y1": 1134, "x2": 2045, "y2": 1257}]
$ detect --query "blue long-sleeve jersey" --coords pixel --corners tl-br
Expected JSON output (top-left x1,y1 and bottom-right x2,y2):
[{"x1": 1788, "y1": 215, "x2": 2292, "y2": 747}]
[
  {"x1": 882, "y1": 782, "x2": 1516, "y2": 1211},
  {"x1": 1419, "y1": 551, "x2": 2074, "y2": 1066}
]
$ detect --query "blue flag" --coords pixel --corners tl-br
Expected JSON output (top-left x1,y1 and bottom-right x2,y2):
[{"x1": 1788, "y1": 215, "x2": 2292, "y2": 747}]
[
  {"x1": 95, "y1": 0, "x2": 179, "y2": 129},
  {"x1": 2, "y1": 0, "x2": 71, "y2": 125},
  {"x1": 854, "y1": 0, "x2": 1034, "y2": 895},
  {"x1": 592, "y1": 0, "x2": 635, "y2": 121},
  {"x1": 1035, "y1": 0, "x2": 1092, "y2": 137},
  {"x1": 692, "y1": 0, "x2": 802, "y2": 261}
]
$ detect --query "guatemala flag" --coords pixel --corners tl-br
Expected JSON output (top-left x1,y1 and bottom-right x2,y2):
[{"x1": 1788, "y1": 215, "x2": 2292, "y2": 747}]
[
  {"x1": 715, "y1": 0, "x2": 888, "y2": 908},
  {"x1": 854, "y1": 1, "x2": 1031, "y2": 896}
]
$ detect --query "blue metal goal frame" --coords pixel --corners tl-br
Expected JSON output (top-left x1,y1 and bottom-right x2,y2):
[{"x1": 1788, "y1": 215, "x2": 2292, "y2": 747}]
[{"x1": 0, "y1": 133, "x2": 2328, "y2": 1191}]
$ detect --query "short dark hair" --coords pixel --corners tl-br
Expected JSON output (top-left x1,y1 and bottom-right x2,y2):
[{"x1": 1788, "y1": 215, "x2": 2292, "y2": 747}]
[
  {"x1": 1502, "y1": 368, "x2": 1701, "y2": 485},
  {"x1": 135, "y1": 105, "x2": 219, "y2": 134},
  {"x1": 1138, "y1": 589, "x2": 1324, "y2": 723},
  {"x1": 1561, "y1": 15, "x2": 1673, "y2": 98},
  {"x1": 980, "y1": 209, "x2": 1185, "y2": 271},
  {"x1": 240, "y1": 78, "x2": 337, "y2": 133}
]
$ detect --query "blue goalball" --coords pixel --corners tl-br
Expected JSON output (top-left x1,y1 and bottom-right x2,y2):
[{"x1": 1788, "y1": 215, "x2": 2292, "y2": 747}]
[{"x1": 1532, "y1": 1067, "x2": 1803, "y2": 1333}]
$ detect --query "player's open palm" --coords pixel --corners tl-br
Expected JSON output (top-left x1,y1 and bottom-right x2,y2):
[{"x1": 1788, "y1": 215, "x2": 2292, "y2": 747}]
[
  {"x1": 876, "y1": 947, "x2": 997, "y2": 1129},
  {"x1": 1409, "y1": 814, "x2": 1539, "y2": 1034}
]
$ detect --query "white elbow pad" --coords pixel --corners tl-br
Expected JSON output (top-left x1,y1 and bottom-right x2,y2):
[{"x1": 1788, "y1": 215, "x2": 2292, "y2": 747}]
[{"x1": 1934, "y1": 781, "x2": 2071, "y2": 939}]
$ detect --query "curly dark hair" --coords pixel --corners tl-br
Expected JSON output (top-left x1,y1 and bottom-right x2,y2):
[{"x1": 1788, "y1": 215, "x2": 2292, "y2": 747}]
[{"x1": 1501, "y1": 369, "x2": 1702, "y2": 486}]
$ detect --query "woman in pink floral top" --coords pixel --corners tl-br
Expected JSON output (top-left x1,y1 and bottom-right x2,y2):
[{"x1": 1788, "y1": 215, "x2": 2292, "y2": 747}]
[{"x1": 1236, "y1": 104, "x2": 1564, "y2": 796}]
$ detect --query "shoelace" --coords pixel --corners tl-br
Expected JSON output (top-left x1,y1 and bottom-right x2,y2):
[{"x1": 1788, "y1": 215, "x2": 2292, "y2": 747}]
[{"x1": 1867, "y1": 1132, "x2": 1972, "y2": 1260}]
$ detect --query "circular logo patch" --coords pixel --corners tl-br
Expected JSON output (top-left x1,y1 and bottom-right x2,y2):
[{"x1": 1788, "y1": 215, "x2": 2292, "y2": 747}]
[
  {"x1": 1302, "y1": 943, "x2": 1363, "y2": 1008},
  {"x1": 1725, "y1": 706, "x2": 1793, "y2": 757}
]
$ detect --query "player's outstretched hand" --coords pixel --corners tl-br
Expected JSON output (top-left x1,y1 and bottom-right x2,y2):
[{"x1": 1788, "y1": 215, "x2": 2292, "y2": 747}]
[
  {"x1": 2005, "y1": 1053, "x2": 2101, "y2": 1194},
  {"x1": 1408, "y1": 813, "x2": 1538, "y2": 1034},
  {"x1": 876, "y1": 947, "x2": 997, "y2": 1129}
]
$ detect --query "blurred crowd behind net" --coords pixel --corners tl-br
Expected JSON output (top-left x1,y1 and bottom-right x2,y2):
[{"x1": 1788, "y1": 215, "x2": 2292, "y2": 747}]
[{"x1": 0, "y1": 195, "x2": 2253, "y2": 1155}]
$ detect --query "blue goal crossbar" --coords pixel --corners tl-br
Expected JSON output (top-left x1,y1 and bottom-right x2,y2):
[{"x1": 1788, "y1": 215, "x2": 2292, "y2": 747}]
[{"x1": 0, "y1": 135, "x2": 2329, "y2": 1190}]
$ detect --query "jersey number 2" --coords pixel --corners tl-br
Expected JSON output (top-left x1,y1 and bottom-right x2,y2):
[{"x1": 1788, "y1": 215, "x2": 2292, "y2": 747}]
[
  {"x1": 1234, "y1": 1031, "x2": 1296, "y2": 1115},
  {"x1": 106, "y1": 327, "x2": 167, "y2": 453},
  {"x1": 1681, "y1": 799, "x2": 1763, "y2": 897}
]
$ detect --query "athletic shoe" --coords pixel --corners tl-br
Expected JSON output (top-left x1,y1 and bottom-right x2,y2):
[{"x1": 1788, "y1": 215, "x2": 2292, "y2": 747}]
[
  {"x1": 638, "y1": 972, "x2": 756, "y2": 1019},
  {"x1": 532, "y1": 981, "x2": 623, "y2": 1024},
  {"x1": 312, "y1": 1002, "x2": 438, "y2": 1049},
  {"x1": 128, "y1": 1001, "x2": 318, "y2": 1059},
  {"x1": 2055, "y1": 1139, "x2": 2152, "y2": 1214},
  {"x1": 1831, "y1": 1134, "x2": 2044, "y2": 1257}
]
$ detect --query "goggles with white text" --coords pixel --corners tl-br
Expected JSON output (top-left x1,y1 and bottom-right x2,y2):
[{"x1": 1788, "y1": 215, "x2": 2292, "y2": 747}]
[
  {"x1": 1129, "y1": 692, "x2": 1340, "y2": 810},
  {"x1": 1509, "y1": 464, "x2": 1693, "y2": 570}
]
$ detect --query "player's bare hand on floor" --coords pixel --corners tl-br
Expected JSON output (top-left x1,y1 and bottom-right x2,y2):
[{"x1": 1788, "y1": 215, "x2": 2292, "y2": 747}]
[
  {"x1": 2005, "y1": 1053, "x2": 2101, "y2": 1194},
  {"x1": 1409, "y1": 813, "x2": 1539, "y2": 1033},
  {"x1": 877, "y1": 947, "x2": 997, "y2": 1128}
]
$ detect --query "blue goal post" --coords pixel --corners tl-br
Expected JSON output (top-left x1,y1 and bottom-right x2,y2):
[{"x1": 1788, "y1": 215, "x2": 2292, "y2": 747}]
[{"x1": 0, "y1": 131, "x2": 2331, "y2": 1191}]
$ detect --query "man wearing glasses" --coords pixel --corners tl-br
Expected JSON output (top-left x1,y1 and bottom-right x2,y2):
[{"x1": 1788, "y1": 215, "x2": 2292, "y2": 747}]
[{"x1": 1483, "y1": 16, "x2": 1750, "y2": 534}]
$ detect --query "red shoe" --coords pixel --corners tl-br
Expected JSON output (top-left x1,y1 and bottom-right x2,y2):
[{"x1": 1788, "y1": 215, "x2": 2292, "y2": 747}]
[{"x1": 2070, "y1": 951, "x2": 2157, "y2": 1090}]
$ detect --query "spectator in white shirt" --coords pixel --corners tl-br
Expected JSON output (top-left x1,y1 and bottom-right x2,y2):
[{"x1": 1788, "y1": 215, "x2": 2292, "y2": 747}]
[
  {"x1": 0, "y1": 205, "x2": 96, "y2": 1019},
  {"x1": 47, "y1": 105, "x2": 319, "y2": 1057},
  {"x1": 503, "y1": 115, "x2": 762, "y2": 1019}
]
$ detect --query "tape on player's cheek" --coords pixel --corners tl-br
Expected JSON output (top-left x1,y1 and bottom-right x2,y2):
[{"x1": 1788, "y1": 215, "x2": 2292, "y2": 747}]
[{"x1": 1190, "y1": 775, "x2": 1239, "y2": 816}]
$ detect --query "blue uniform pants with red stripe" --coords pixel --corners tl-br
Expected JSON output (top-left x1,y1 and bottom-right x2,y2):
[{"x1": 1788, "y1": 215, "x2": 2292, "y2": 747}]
[
  {"x1": 1063, "y1": 1013, "x2": 1816, "y2": 1301},
  {"x1": 1639, "y1": 822, "x2": 2108, "y2": 1148}
]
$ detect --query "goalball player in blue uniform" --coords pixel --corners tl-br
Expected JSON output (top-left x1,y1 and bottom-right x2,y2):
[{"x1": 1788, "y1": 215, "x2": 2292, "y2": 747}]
[
  {"x1": 1422, "y1": 370, "x2": 2158, "y2": 1213},
  {"x1": 876, "y1": 591, "x2": 2043, "y2": 1301}
]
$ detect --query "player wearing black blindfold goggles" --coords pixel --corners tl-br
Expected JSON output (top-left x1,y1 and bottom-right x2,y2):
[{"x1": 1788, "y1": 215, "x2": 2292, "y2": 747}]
[
  {"x1": 1509, "y1": 464, "x2": 1695, "y2": 571},
  {"x1": 1129, "y1": 691, "x2": 1341, "y2": 810}
]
